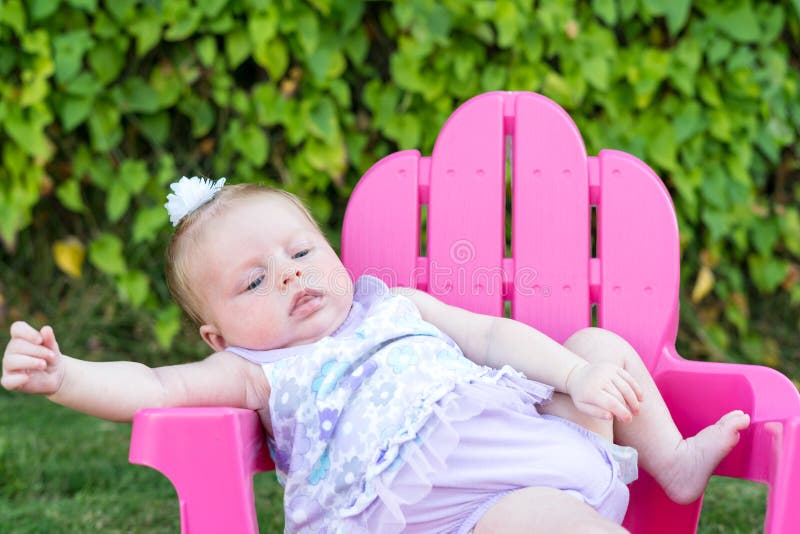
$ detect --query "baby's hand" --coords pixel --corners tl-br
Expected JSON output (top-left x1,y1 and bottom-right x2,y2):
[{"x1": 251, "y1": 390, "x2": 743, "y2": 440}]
[
  {"x1": 2, "y1": 321, "x2": 65, "y2": 395},
  {"x1": 565, "y1": 362, "x2": 643, "y2": 422}
]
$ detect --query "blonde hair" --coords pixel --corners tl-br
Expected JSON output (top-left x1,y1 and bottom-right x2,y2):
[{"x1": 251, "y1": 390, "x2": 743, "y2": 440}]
[{"x1": 165, "y1": 183, "x2": 321, "y2": 325}]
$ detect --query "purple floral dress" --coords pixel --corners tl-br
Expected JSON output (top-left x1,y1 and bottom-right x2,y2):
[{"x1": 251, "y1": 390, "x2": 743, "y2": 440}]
[{"x1": 227, "y1": 275, "x2": 551, "y2": 533}]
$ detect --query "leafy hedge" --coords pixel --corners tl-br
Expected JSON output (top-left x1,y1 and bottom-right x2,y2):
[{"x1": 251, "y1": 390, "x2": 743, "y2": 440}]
[{"x1": 0, "y1": 0, "x2": 798, "y2": 364}]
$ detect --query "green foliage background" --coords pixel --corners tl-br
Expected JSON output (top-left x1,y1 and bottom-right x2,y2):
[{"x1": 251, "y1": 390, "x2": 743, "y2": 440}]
[{"x1": 0, "y1": 0, "x2": 798, "y2": 374}]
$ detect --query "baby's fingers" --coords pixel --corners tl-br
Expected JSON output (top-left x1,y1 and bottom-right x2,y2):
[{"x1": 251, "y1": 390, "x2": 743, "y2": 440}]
[
  {"x1": 3, "y1": 352, "x2": 50, "y2": 373},
  {"x1": 9, "y1": 321, "x2": 43, "y2": 344},
  {"x1": 619, "y1": 368, "x2": 644, "y2": 402},
  {"x1": 5, "y1": 339, "x2": 56, "y2": 364},
  {"x1": 40, "y1": 326, "x2": 60, "y2": 355},
  {"x1": 0, "y1": 371, "x2": 31, "y2": 391},
  {"x1": 600, "y1": 390, "x2": 633, "y2": 422},
  {"x1": 612, "y1": 375, "x2": 640, "y2": 415},
  {"x1": 576, "y1": 401, "x2": 613, "y2": 421}
]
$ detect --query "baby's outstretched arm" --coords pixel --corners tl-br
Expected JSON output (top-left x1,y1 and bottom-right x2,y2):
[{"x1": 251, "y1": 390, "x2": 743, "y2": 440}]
[
  {"x1": 393, "y1": 288, "x2": 642, "y2": 422},
  {"x1": 2, "y1": 321, "x2": 269, "y2": 422}
]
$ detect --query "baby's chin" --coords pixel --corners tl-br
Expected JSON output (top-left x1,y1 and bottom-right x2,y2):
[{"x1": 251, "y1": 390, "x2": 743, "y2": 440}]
[{"x1": 281, "y1": 313, "x2": 342, "y2": 348}]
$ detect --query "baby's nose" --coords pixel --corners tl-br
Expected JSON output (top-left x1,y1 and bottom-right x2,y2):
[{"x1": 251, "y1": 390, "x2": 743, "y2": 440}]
[{"x1": 282, "y1": 270, "x2": 302, "y2": 285}]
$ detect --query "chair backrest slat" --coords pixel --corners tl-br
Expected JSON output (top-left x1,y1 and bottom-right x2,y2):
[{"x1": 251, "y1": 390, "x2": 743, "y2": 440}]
[
  {"x1": 341, "y1": 150, "x2": 421, "y2": 289},
  {"x1": 596, "y1": 150, "x2": 681, "y2": 372},
  {"x1": 426, "y1": 92, "x2": 506, "y2": 316},
  {"x1": 510, "y1": 92, "x2": 591, "y2": 343}
]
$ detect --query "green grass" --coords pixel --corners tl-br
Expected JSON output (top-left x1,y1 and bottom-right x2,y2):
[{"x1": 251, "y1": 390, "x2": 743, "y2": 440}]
[
  {"x1": 1, "y1": 392, "x2": 767, "y2": 533},
  {"x1": 0, "y1": 393, "x2": 285, "y2": 533},
  {"x1": 698, "y1": 477, "x2": 767, "y2": 533}
]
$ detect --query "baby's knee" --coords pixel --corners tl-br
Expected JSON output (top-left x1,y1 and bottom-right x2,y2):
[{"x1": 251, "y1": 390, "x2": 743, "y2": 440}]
[{"x1": 564, "y1": 327, "x2": 640, "y2": 367}]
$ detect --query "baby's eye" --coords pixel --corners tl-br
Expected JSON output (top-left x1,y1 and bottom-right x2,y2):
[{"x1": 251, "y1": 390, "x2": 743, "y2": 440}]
[
  {"x1": 246, "y1": 276, "x2": 263, "y2": 291},
  {"x1": 293, "y1": 249, "x2": 310, "y2": 259}
]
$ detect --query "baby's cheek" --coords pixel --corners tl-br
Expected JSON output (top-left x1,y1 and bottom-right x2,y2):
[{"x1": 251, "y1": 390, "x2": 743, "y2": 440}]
[
  {"x1": 327, "y1": 263, "x2": 353, "y2": 297},
  {"x1": 241, "y1": 312, "x2": 287, "y2": 349}
]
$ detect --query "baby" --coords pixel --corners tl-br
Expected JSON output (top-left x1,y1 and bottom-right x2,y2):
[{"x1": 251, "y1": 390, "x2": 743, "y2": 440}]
[{"x1": 2, "y1": 177, "x2": 750, "y2": 533}]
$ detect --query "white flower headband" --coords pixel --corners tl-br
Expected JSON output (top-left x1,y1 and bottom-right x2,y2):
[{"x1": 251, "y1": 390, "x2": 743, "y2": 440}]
[{"x1": 164, "y1": 176, "x2": 226, "y2": 226}]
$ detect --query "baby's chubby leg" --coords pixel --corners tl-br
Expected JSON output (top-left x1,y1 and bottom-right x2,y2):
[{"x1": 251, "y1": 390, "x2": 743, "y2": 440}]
[
  {"x1": 474, "y1": 486, "x2": 628, "y2": 534},
  {"x1": 557, "y1": 327, "x2": 750, "y2": 505}
]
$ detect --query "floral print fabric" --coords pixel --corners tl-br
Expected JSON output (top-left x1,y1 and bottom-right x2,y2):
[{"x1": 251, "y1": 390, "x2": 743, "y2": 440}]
[{"x1": 228, "y1": 275, "x2": 528, "y2": 533}]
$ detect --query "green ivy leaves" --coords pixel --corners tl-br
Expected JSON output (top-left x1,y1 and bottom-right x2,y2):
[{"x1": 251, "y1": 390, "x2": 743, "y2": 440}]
[
  {"x1": 0, "y1": 0, "x2": 797, "y2": 358},
  {"x1": 88, "y1": 233, "x2": 127, "y2": 275}
]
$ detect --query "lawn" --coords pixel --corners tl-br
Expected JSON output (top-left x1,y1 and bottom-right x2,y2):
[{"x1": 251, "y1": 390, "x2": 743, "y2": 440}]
[{"x1": 1, "y1": 392, "x2": 767, "y2": 533}]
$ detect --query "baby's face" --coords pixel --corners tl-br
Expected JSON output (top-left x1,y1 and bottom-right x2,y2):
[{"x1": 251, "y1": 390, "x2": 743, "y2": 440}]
[{"x1": 190, "y1": 193, "x2": 354, "y2": 352}]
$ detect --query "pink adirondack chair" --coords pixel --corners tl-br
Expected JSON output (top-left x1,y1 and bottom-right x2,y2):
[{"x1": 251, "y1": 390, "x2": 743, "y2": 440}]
[{"x1": 130, "y1": 91, "x2": 800, "y2": 533}]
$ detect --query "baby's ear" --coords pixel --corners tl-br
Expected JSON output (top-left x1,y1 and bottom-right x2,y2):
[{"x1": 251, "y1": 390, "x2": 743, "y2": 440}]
[{"x1": 199, "y1": 324, "x2": 226, "y2": 352}]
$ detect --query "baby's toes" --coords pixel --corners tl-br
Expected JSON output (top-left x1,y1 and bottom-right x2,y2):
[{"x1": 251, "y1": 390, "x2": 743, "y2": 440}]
[{"x1": 716, "y1": 410, "x2": 750, "y2": 439}]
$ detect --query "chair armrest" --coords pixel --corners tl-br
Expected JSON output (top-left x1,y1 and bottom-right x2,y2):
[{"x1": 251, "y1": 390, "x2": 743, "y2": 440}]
[
  {"x1": 655, "y1": 348, "x2": 800, "y2": 471},
  {"x1": 129, "y1": 407, "x2": 274, "y2": 534}
]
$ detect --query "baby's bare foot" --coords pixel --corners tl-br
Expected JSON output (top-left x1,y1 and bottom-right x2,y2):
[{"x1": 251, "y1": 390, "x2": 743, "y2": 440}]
[{"x1": 659, "y1": 410, "x2": 750, "y2": 504}]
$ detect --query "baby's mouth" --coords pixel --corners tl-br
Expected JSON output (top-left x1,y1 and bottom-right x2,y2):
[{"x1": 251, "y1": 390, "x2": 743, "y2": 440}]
[{"x1": 290, "y1": 289, "x2": 323, "y2": 316}]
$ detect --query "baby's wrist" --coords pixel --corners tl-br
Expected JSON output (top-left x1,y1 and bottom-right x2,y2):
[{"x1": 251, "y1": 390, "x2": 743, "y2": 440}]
[
  {"x1": 45, "y1": 355, "x2": 69, "y2": 400},
  {"x1": 563, "y1": 361, "x2": 589, "y2": 394}
]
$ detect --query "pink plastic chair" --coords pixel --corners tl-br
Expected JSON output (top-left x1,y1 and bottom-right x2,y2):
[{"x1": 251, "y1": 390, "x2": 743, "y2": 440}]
[{"x1": 130, "y1": 91, "x2": 800, "y2": 533}]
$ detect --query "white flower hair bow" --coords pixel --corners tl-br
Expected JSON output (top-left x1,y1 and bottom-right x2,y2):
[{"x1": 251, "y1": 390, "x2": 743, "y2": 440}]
[{"x1": 165, "y1": 176, "x2": 226, "y2": 227}]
